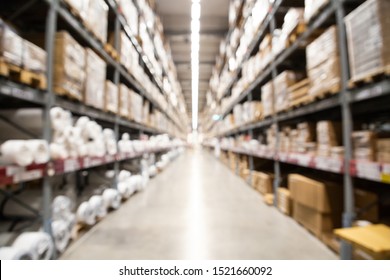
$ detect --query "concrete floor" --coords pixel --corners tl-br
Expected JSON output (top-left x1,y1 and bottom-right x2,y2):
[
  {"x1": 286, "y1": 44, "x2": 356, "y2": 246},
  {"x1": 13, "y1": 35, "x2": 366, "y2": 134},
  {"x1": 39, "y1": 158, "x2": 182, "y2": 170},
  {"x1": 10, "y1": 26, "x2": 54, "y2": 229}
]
[{"x1": 61, "y1": 148, "x2": 338, "y2": 260}]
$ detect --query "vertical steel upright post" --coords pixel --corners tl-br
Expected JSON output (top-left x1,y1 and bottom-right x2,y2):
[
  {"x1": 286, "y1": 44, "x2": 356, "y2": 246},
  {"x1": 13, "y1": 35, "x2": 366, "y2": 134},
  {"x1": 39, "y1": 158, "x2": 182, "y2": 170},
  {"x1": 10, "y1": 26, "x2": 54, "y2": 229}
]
[
  {"x1": 113, "y1": 14, "x2": 121, "y2": 189},
  {"x1": 333, "y1": 0, "x2": 355, "y2": 260},
  {"x1": 42, "y1": 0, "x2": 58, "y2": 258},
  {"x1": 270, "y1": 12, "x2": 281, "y2": 206}
]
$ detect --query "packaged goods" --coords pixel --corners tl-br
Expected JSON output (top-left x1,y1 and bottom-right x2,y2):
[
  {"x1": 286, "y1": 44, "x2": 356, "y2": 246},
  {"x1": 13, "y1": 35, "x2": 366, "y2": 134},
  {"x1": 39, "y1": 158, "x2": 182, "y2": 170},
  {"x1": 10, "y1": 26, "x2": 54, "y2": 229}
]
[
  {"x1": 129, "y1": 90, "x2": 143, "y2": 123},
  {"x1": 274, "y1": 71, "x2": 304, "y2": 112},
  {"x1": 345, "y1": 0, "x2": 390, "y2": 83},
  {"x1": 352, "y1": 131, "x2": 377, "y2": 161},
  {"x1": 105, "y1": 81, "x2": 118, "y2": 114},
  {"x1": 53, "y1": 32, "x2": 86, "y2": 101},
  {"x1": 0, "y1": 20, "x2": 23, "y2": 66},
  {"x1": 119, "y1": 0, "x2": 139, "y2": 36},
  {"x1": 316, "y1": 121, "x2": 342, "y2": 156},
  {"x1": 278, "y1": 188, "x2": 292, "y2": 216},
  {"x1": 85, "y1": 0, "x2": 108, "y2": 43},
  {"x1": 119, "y1": 84, "x2": 129, "y2": 118},
  {"x1": 253, "y1": 171, "x2": 274, "y2": 195},
  {"x1": 84, "y1": 49, "x2": 106, "y2": 110},
  {"x1": 304, "y1": 0, "x2": 330, "y2": 22},
  {"x1": 22, "y1": 41, "x2": 46, "y2": 73},
  {"x1": 262, "y1": 81, "x2": 274, "y2": 117}
]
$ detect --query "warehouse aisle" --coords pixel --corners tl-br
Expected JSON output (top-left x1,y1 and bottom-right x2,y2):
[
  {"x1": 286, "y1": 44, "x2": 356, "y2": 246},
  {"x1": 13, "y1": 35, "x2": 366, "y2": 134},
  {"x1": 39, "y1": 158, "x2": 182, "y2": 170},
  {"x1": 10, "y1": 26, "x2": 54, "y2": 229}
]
[{"x1": 61, "y1": 148, "x2": 337, "y2": 260}]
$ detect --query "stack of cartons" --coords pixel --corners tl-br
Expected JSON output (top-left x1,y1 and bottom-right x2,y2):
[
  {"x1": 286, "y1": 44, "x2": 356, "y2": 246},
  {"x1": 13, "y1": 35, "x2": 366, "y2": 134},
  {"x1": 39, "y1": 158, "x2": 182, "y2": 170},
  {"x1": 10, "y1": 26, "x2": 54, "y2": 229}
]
[
  {"x1": 345, "y1": 0, "x2": 390, "y2": 84},
  {"x1": 253, "y1": 171, "x2": 274, "y2": 195},
  {"x1": 352, "y1": 131, "x2": 377, "y2": 161},
  {"x1": 306, "y1": 26, "x2": 340, "y2": 98},
  {"x1": 304, "y1": 0, "x2": 330, "y2": 22},
  {"x1": 119, "y1": 84, "x2": 129, "y2": 118},
  {"x1": 129, "y1": 90, "x2": 143, "y2": 123},
  {"x1": 274, "y1": 71, "x2": 303, "y2": 113},
  {"x1": 85, "y1": 0, "x2": 108, "y2": 44},
  {"x1": 288, "y1": 174, "x2": 343, "y2": 240},
  {"x1": 316, "y1": 121, "x2": 342, "y2": 157},
  {"x1": 104, "y1": 81, "x2": 118, "y2": 114},
  {"x1": 84, "y1": 49, "x2": 106, "y2": 110},
  {"x1": 277, "y1": 188, "x2": 292, "y2": 216},
  {"x1": 296, "y1": 122, "x2": 316, "y2": 153},
  {"x1": 262, "y1": 81, "x2": 274, "y2": 117},
  {"x1": 53, "y1": 32, "x2": 86, "y2": 101},
  {"x1": 376, "y1": 138, "x2": 390, "y2": 163}
]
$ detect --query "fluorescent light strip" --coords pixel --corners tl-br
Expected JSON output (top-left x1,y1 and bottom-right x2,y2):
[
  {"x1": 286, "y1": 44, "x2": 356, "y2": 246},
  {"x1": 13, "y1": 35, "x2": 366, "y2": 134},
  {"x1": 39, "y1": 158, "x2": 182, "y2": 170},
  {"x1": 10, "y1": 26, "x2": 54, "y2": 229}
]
[{"x1": 191, "y1": 0, "x2": 200, "y2": 131}]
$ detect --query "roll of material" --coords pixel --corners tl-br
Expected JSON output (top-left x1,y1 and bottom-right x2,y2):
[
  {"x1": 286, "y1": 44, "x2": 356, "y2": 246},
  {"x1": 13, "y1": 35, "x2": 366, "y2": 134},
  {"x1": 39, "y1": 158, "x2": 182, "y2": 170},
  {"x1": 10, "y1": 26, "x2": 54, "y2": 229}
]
[
  {"x1": 0, "y1": 140, "x2": 34, "y2": 166},
  {"x1": 105, "y1": 170, "x2": 115, "y2": 179},
  {"x1": 103, "y1": 128, "x2": 115, "y2": 140},
  {"x1": 148, "y1": 165, "x2": 157, "y2": 177},
  {"x1": 50, "y1": 143, "x2": 69, "y2": 160},
  {"x1": 12, "y1": 232, "x2": 54, "y2": 260},
  {"x1": 52, "y1": 195, "x2": 73, "y2": 221},
  {"x1": 118, "y1": 170, "x2": 131, "y2": 182},
  {"x1": 117, "y1": 181, "x2": 133, "y2": 199},
  {"x1": 75, "y1": 116, "x2": 90, "y2": 129},
  {"x1": 132, "y1": 175, "x2": 144, "y2": 191},
  {"x1": 106, "y1": 139, "x2": 117, "y2": 156},
  {"x1": 122, "y1": 133, "x2": 130, "y2": 141},
  {"x1": 27, "y1": 140, "x2": 50, "y2": 164},
  {"x1": 87, "y1": 140, "x2": 106, "y2": 157},
  {"x1": 0, "y1": 246, "x2": 33, "y2": 260},
  {"x1": 88, "y1": 195, "x2": 107, "y2": 219},
  {"x1": 51, "y1": 220, "x2": 70, "y2": 253},
  {"x1": 65, "y1": 213, "x2": 76, "y2": 233},
  {"x1": 102, "y1": 189, "x2": 121, "y2": 210},
  {"x1": 76, "y1": 201, "x2": 96, "y2": 226},
  {"x1": 118, "y1": 140, "x2": 132, "y2": 153},
  {"x1": 50, "y1": 107, "x2": 72, "y2": 131}
]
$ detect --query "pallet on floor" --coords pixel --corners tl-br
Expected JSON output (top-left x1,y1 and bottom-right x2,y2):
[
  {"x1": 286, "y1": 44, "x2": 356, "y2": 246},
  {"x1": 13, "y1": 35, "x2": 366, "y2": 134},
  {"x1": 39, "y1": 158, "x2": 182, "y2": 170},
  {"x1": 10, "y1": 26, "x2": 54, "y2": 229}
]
[
  {"x1": 348, "y1": 65, "x2": 390, "y2": 88},
  {"x1": 0, "y1": 59, "x2": 47, "y2": 90}
]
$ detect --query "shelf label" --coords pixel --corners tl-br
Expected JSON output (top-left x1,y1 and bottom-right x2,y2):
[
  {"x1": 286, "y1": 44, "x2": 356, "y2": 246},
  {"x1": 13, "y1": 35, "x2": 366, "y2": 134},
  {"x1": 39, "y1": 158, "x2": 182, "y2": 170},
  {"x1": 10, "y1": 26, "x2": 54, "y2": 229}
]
[
  {"x1": 64, "y1": 159, "x2": 80, "y2": 173},
  {"x1": 328, "y1": 158, "x2": 343, "y2": 173},
  {"x1": 297, "y1": 154, "x2": 312, "y2": 167},
  {"x1": 6, "y1": 166, "x2": 25, "y2": 176},
  {"x1": 13, "y1": 169, "x2": 43, "y2": 183},
  {"x1": 356, "y1": 161, "x2": 381, "y2": 181}
]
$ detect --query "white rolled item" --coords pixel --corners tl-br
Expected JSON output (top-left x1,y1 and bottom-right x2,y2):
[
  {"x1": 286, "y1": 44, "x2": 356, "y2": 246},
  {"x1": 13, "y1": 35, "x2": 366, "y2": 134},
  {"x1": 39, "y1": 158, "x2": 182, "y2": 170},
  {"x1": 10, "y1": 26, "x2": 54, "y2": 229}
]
[
  {"x1": 148, "y1": 165, "x2": 157, "y2": 177},
  {"x1": 102, "y1": 189, "x2": 121, "y2": 210},
  {"x1": 103, "y1": 128, "x2": 115, "y2": 140},
  {"x1": 118, "y1": 170, "x2": 131, "y2": 182},
  {"x1": 52, "y1": 195, "x2": 73, "y2": 221},
  {"x1": 65, "y1": 213, "x2": 76, "y2": 232},
  {"x1": 77, "y1": 143, "x2": 88, "y2": 157},
  {"x1": 132, "y1": 175, "x2": 144, "y2": 191},
  {"x1": 0, "y1": 246, "x2": 33, "y2": 260},
  {"x1": 50, "y1": 107, "x2": 65, "y2": 131},
  {"x1": 76, "y1": 201, "x2": 96, "y2": 226},
  {"x1": 105, "y1": 170, "x2": 115, "y2": 179},
  {"x1": 106, "y1": 139, "x2": 117, "y2": 155},
  {"x1": 118, "y1": 140, "x2": 132, "y2": 153},
  {"x1": 51, "y1": 220, "x2": 70, "y2": 253},
  {"x1": 26, "y1": 140, "x2": 50, "y2": 164},
  {"x1": 0, "y1": 140, "x2": 34, "y2": 166},
  {"x1": 50, "y1": 143, "x2": 68, "y2": 160},
  {"x1": 122, "y1": 133, "x2": 130, "y2": 141},
  {"x1": 75, "y1": 116, "x2": 90, "y2": 129},
  {"x1": 88, "y1": 195, "x2": 107, "y2": 219},
  {"x1": 12, "y1": 232, "x2": 54, "y2": 260},
  {"x1": 117, "y1": 181, "x2": 131, "y2": 199}
]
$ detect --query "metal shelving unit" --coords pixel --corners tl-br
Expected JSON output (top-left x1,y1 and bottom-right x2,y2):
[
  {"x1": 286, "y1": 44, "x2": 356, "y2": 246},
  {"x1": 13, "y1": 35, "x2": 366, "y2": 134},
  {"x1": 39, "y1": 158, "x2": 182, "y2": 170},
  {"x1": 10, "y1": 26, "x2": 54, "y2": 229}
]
[
  {"x1": 0, "y1": 0, "x2": 186, "y2": 252},
  {"x1": 204, "y1": 0, "x2": 390, "y2": 259}
]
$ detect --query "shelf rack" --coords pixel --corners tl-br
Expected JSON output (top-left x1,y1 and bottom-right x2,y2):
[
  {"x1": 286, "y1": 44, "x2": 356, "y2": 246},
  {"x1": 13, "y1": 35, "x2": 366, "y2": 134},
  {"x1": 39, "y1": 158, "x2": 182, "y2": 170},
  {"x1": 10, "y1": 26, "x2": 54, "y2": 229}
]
[
  {"x1": 203, "y1": 0, "x2": 390, "y2": 259},
  {"x1": 0, "y1": 0, "x2": 187, "y2": 250}
]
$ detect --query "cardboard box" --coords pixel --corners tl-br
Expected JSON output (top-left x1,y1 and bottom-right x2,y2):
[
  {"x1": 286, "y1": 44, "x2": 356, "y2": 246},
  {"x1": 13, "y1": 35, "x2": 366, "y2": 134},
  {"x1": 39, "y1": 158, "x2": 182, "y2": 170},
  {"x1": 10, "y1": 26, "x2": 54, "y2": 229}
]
[
  {"x1": 118, "y1": 84, "x2": 129, "y2": 118},
  {"x1": 129, "y1": 90, "x2": 143, "y2": 123},
  {"x1": 119, "y1": 0, "x2": 139, "y2": 36},
  {"x1": 293, "y1": 201, "x2": 341, "y2": 238},
  {"x1": 84, "y1": 49, "x2": 106, "y2": 110},
  {"x1": 262, "y1": 81, "x2": 274, "y2": 117},
  {"x1": 22, "y1": 40, "x2": 46, "y2": 73},
  {"x1": 53, "y1": 31, "x2": 86, "y2": 101},
  {"x1": 278, "y1": 188, "x2": 292, "y2": 216},
  {"x1": 354, "y1": 188, "x2": 378, "y2": 223},
  {"x1": 264, "y1": 193, "x2": 275, "y2": 206},
  {"x1": 288, "y1": 174, "x2": 343, "y2": 213},
  {"x1": 345, "y1": 0, "x2": 390, "y2": 82},
  {"x1": 376, "y1": 138, "x2": 390, "y2": 152},
  {"x1": 317, "y1": 121, "x2": 342, "y2": 154},
  {"x1": 253, "y1": 171, "x2": 274, "y2": 195},
  {"x1": 274, "y1": 71, "x2": 303, "y2": 112},
  {"x1": 376, "y1": 152, "x2": 390, "y2": 163},
  {"x1": 104, "y1": 80, "x2": 118, "y2": 114},
  {"x1": 85, "y1": 0, "x2": 108, "y2": 44}
]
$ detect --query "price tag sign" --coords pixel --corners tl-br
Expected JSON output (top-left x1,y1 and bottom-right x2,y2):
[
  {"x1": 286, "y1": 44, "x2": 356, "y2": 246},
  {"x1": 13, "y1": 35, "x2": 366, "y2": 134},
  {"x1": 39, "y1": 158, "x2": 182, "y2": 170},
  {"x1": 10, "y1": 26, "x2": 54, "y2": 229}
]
[
  {"x1": 13, "y1": 170, "x2": 43, "y2": 183},
  {"x1": 297, "y1": 154, "x2": 312, "y2": 167},
  {"x1": 356, "y1": 161, "x2": 381, "y2": 181},
  {"x1": 328, "y1": 158, "x2": 343, "y2": 173},
  {"x1": 6, "y1": 166, "x2": 24, "y2": 176},
  {"x1": 64, "y1": 159, "x2": 80, "y2": 173}
]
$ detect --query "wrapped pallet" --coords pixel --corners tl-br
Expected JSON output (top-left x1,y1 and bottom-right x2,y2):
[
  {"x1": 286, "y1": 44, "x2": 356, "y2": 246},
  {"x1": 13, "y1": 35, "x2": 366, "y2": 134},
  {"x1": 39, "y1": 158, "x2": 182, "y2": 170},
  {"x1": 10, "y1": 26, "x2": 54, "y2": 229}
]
[
  {"x1": 352, "y1": 131, "x2": 377, "y2": 161},
  {"x1": 105, "y1": 81, "x2": 118, "y2": 114},
  {"x1": 119, "y1": 84, "x2": 129, "y2": 118},
  {"x1": 317, "y1": 121, "x2": 342, "y2": 157},
  {"x1": 288, "y1": 174, "x2": 343, "y2": 240},
  {"x1": 345, "y1": 0, "x2": 390, "y2": 84},
  {"x1": 54, "y1": 31, "x2": 86, "y2": 101},
  {"x1": 304, "y1": 0, "x2": 330, "y2": 23},
  {"x1": 119, "y1": 0, "x2": 139, "y2": 36},
  {"x1": 63, "y1": 0, "x2": 89, "y2": 21},
  {"x1": 142, "y1": 100, "x2": 150, "y2": 126},
  {"x1": 306, "y1": 26, "x2": 340, "y2": 98},
  {"x1": 262, "y1": 81, "x2": 274, "y2": 117},
  {"x1": 0, "y1": 20, "x2": 23, "y2": 66},
  {"x1": 85, "y1": 0, "x2": 108, "y2": 44},
  {"x1": 274, "y1": 71, "x2": 303, "y2": 112},
  {"x1": 23, "y1": 41, "x2": 46, "y2": 73},
  {"x1": 84, "y1": 49, "x2": 106, "y2": 110}
]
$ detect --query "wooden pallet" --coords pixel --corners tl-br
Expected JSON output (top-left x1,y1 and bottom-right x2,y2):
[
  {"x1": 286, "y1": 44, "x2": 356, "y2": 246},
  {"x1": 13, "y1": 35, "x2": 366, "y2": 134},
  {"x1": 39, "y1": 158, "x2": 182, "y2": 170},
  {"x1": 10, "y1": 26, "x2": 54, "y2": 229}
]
[
  {"x1": 349, "y1": 65, "x2": 390, "y2": 88},
  {"x1": 288, "y1": 79, "x2": 313, "y2": 109},
  {"x1": 287, "y1": 22, "x2": 306, "y2": 46},
  {"x1": 311, "y1": 82, "x2": 340, "y2": 100},
  {"x1": 104, "y1": 43, "x2": 119, "y2": 61},
  {"x1": 54, "y1": 85, "x2": 83, "y2": 101},
  {"x1": 0, "y1": 59, "x2": 47, "y2": 90}
]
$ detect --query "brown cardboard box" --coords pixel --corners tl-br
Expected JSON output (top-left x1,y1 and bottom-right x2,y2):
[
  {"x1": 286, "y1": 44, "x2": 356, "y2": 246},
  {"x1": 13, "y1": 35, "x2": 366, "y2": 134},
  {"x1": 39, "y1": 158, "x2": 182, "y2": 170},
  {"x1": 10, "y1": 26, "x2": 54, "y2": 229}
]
[
  {"x1": 84, "y1": 49, "x2": 106, "y2": 110},
  {"x1": 104, "y1": 80, "x2": 118, "y2": 114},
  {"x1": 288, "y1": 174, "x2": 343, "y2": 213},
  {"x1": 253, "y1": 171, "x2": 274, "y2": 195},
  {"x1": 354, "y1": 188, "x2": 379, "y2": 223},
  {"x1": 262, "y1": 81, "x2": 274, "y2": 117},
  {"x1": 129, "y1": 90, "x2": 143, "y2": 123},
  {"x1": 376, "y1": 152, "x2": 390, "y2": 163},
  {"x1": 376, "y1": 138, "x2": 390, "y2": 152},
  {"x1": 278, "y1": 188, "x2": 292, "y2": 216},
  {"x1": 118, "y1": 84, "x2": 129, "y2": 118},
  {"x1": 293, "y1": 201, "x2": 340, "y2": 238},
  {"x1": 53, "y1": 31, "x2": 86, "y2": 101},
  {"x1": 316, "y1": 121, "x2": 342, "y2": 155},
  {"x1": 352, "y1": 131, "x2": 377, "y2": 161},
  {"x1": 22, "y1": 40, "x2": 46, "y2": 73},
  {"x1": 85, "y1": 0, "x2": 108, "y2": 44},
  {"x1": 345, "y1": 0, "x2": 390, "y2": 82}
]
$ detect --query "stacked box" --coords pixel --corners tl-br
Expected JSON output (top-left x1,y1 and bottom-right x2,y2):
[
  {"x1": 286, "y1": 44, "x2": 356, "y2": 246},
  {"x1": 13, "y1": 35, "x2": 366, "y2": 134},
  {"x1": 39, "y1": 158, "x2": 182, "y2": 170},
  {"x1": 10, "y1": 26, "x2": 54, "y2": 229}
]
[
  {"x1": 120, "y1": 0, "x2": 139, "y2": 36},
  {"x1": 277, "y1": 188, "x2": 292, "y2": 216},
  {"x1": 22, "y1": 41, "x2": 46, "y2": 73},
  {"x1": 233, "y1": 104, "x2": 243, "y2": 126},
  {"x1": 296, "y1": 122, "x2": 316, "y2": 153},
  {"x1": 266, "y1": 124, "x2": 277, "y2": 151},
  {"x1": 272, "y1": 29, "x2": 288, "y2": 57},
  {"x1": 54, "y1": 32, "x2": 86, "y2": 101},
  {"x1": 289, "y1": 174, "x2": 343, "y2": 239},
  {"x1": 259, "y1": 34, "x2": 272, "y2": 70},
  {"x1": 253, "y1": 171, "x2": 274, "y2": 195},
  {"x1": 85, "y1": 49, "x2": 106, "y2": 110},
  {"x1": 63, "y1": 0, "x2": 89, "y2": 21},
  {"x1": 304, "y1": 0, "x2": 329, "y2": 22},
  {"x1": 306, "y1": 26, "x2": 340, "y2": 98},
  {"x1": 345, "y1": 0, "x2": 390, "y2": 83},
  {"x1": 85, "y1": 0, "x2": 108, "y2": 43},
  {"x1": 317, "y1": 121, "x2": 342, "y2": 157},
  {"x1": 119, "y1": 84, "x2": 129, "y2": 117},
  {"x1": 105, "y1": 81, "x2": 118, "y2": 114},
  {"x1": 330, "y1": 146, "x2": 344, "y2": 159},
  {"x1": 282, "y1": 8, "x2": 305, "y2": 37},
  {"x1": 352, "y1": 131, "x2": 377, "y2": 161},
  {"x1": 129, "y1": 90, "x2": 143, "y2": 123},
  {"x1": 142, "y1": 100, "x2": 150, "y2": 126},
  {"x1": 274, "y1": 71, "x2": 303, "y2": 112},
  {"x1": 376, "y1": 138, "x2": 390, "y2": 163},
  {"x1": 262, "y1": 81, "x2": 274, "y2": 117},
  {"x1": 116, "y1": 32, "x2": 133, "y2": 70},
  {"x1": 0, "y1": 20, "x2": 23, "y2": 66}
]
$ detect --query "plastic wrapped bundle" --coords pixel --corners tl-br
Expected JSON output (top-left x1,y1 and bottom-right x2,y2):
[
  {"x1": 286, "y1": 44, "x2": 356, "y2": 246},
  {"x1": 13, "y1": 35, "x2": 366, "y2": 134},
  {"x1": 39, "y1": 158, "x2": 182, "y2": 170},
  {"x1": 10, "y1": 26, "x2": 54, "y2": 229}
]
[
  {"x1": 105, "y1": 80, "x2": 118, "y2": 114},
  {"x1": 0, "y1": 19, "x2": 23, "y2": 66},
  {"x1": 12, "y1": 232, "x2": 54, "y2": 260},
  {"x1": 85, "y1": 0, "x2": 108, "y2": 44},
  {"x1": 76, "y1": 201, "x2": 96, "y2": 226},
  {"x1": 51, "y1": 220, "x2": 71, "y2": 253},
  {"x1": 0, "y1": 247, "x2": 33, "y2": 260},
  {"x1": 52, "y1": 195, "x2": 73, "y2": 221},
  {"x1": 0, "y1": 140, "x2": 34, "y2": 166},
  {"x1": 89, "y1": 195, "x2": 107, "y2": 219},
  {"x1": 102, "y1": 188, "x2": 121, "y2": 210},
  {"x1": 23, "y1": 40, "x2": 46, "y2": 73},
  {"x1": 84, "y1": 49, "x2": 106, "y2": 110}
]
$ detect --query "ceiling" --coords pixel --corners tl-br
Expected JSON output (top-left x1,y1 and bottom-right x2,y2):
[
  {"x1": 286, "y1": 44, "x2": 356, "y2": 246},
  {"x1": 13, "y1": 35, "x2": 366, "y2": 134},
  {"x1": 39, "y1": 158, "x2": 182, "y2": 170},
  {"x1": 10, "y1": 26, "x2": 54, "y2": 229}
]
[{"x1": 155, "y1": 0, "x2": 229, "y2": 125}]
